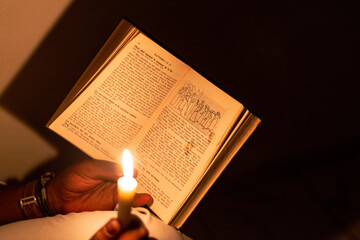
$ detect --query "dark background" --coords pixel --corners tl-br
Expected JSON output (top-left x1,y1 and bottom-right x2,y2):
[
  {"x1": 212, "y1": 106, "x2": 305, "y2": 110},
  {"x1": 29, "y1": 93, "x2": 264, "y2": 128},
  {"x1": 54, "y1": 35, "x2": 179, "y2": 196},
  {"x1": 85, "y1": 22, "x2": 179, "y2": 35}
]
[{"x1": 1, "y1": 0, "x2": 359, "y2": 239}]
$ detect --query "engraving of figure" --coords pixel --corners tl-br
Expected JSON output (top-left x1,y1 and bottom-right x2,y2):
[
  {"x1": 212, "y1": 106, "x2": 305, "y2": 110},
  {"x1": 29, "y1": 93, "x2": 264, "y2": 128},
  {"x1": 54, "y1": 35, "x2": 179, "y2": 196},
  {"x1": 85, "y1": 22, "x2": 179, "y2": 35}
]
[{"x1": 189, "y1": 100, "x2": 204, "y2": 122}]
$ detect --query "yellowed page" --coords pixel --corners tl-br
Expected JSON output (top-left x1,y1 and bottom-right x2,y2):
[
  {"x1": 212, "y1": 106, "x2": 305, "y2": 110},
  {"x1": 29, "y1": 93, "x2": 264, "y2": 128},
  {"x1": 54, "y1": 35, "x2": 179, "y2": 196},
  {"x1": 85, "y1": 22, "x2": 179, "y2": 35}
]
[
  {"x1": 132, "y1": 69, "x2": 243, "y2": 224},
  {"x1": 48, "y1": 33, "x2": 189, "y2": 160},
  {"x1": 47, "y1": 20, "x2": 138, "y2": 126}
]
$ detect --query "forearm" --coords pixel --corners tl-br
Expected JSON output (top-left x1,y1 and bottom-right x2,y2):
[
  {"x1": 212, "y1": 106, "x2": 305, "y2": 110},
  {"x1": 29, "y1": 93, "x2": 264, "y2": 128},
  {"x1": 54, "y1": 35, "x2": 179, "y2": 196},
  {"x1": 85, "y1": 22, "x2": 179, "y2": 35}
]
[
  {"x1": 0, "y1": 183, "x2": 26, "y2": 225},
  {"x1": 0, "y1": 178, "x2": 54, "y2": 225}
]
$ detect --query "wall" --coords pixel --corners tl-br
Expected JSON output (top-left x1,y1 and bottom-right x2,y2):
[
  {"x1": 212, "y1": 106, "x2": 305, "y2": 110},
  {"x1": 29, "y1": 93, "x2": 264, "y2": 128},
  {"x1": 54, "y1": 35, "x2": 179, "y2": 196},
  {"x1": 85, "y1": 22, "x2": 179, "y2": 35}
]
[{"x1": 0, "y1": 0, "x2": 73, "y2": 180}]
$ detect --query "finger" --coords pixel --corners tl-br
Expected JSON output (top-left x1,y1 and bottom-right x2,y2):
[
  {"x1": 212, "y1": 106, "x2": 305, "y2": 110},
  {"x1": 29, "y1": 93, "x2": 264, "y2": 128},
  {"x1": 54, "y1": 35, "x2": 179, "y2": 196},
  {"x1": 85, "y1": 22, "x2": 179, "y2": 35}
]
[
  {"x1": 118, "y1": 226, "x2": 148, "y2": 240},
  {"x1": 90, "y1": 218, "x2": 121, "y2": 240},
  {"x1": 133, "y1": 193, "x2": 153, "y2": 207},
  {"x1": 79, "y1": 159, "x2": 123, "y2": 181},
  {"x1": 113, "y1": 193, "x2": 152, "y2": 207},
  {"x1": 79, "y1": 159, "x2": 141, "y2": 180}
]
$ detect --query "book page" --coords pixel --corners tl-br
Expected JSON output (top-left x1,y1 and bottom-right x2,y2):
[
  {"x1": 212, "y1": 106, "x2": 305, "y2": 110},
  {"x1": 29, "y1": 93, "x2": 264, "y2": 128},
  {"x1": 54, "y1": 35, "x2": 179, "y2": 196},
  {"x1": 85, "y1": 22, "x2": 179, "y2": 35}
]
[
  {"x1": 132, "y1": 69, "x2": 243, "y2": 223},
  {"x1": 49, "y1": 33, "x2": 189, "y2": 160},
  {"x1": 47, "y1": 20, "x2": 138, "y2": 125},
  {"x1": 171, "y1": 110, "x2": 261, "y2": 227}
]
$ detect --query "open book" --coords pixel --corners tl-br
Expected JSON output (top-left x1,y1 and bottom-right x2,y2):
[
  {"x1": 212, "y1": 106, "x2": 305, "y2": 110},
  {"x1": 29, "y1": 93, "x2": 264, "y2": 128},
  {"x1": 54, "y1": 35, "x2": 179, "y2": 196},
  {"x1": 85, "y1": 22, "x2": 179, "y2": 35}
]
[{"x1": 47, "y1": 19, "x2": 261, "y2": 228}]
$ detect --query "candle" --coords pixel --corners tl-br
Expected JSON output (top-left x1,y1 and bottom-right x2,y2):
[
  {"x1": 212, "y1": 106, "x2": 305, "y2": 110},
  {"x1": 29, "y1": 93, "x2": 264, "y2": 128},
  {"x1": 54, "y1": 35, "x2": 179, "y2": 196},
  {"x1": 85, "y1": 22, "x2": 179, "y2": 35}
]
[{"x1": 117, "y1": 149, "x2": 138, "y2": 230}]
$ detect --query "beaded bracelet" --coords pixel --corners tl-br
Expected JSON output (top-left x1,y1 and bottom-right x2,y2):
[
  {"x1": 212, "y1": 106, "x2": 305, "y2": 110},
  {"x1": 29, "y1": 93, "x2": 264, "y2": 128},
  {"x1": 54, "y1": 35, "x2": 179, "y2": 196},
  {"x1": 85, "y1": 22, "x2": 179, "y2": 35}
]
[{"x1": 35, "y1": 172, "x2": 55, "y2": 216}]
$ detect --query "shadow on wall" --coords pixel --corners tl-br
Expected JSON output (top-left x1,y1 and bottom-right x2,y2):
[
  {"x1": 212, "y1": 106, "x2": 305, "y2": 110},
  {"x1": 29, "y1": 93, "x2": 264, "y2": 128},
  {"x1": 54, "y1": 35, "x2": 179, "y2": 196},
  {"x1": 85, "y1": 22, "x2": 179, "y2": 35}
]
[
  {"x1": 0, "y1": 1, "x2": 125, "y2": 181},
  {"x1": 185, "y1": 140, "x2": 360, "y2": 239}
]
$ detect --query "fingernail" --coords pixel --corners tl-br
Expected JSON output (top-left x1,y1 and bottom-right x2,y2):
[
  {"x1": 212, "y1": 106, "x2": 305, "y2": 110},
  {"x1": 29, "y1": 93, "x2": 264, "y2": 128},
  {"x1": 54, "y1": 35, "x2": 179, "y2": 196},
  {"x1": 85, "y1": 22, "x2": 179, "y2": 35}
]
[{"x1": 105, "y1": 219, "x2": 120, "y2": 236}]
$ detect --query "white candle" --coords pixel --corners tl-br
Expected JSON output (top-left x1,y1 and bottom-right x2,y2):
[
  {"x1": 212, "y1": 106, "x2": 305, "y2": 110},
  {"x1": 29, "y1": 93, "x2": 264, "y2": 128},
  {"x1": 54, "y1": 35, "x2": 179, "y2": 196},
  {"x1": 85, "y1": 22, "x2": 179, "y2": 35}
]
[{"x1": 117, "y1": 149, "x2": 138, "y2": 229}]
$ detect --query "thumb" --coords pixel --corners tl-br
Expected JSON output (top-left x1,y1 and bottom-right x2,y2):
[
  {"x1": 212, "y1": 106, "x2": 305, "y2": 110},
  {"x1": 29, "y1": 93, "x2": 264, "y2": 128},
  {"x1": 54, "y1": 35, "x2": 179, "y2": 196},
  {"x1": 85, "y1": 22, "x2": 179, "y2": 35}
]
[{"x1": 90, "y1": 218, "x2": 120, "y2": 240}]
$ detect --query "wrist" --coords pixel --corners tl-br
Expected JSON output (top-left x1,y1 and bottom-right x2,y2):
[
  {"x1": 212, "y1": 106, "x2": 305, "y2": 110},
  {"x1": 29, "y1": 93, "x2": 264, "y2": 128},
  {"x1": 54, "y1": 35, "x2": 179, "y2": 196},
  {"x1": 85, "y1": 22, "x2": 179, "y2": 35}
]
[
  {"x1": 19, "y1": 172, "x2": 58, "y2": 220},
  {"x1": 19, "y1": 180, "x2": 43, "y2": 219},
  {"x1": 37, "y1": 172, "x2": 56, "y2": 216},
  {"x1": 46, "y1": 177, "x2": 62, "y2": 215}
]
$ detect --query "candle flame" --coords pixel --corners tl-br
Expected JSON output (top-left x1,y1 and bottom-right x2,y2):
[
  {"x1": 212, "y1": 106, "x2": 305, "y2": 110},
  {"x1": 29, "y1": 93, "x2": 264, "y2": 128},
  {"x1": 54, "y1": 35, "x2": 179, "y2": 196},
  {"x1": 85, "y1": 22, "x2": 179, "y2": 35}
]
[{"x1": 122, "y1": 149, "x2": 134, "y2": 178}]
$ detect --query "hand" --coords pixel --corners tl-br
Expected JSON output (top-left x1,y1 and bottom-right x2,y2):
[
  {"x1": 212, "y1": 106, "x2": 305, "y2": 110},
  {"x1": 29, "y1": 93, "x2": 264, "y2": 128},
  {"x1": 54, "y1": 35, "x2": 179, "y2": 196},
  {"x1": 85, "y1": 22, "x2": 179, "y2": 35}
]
[
  {"x1": 90, "y1": 218, "x2": 148, "y2": 240},
  {"x1": 46, "y1": 159, "x2": 152, "y2": 214}
]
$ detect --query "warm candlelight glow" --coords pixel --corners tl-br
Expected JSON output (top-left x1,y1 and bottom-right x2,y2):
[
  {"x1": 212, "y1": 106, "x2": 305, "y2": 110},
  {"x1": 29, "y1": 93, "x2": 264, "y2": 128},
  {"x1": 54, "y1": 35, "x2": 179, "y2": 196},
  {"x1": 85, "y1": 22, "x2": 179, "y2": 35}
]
[
  {"x1": 118, "y1": 177, "x2": 137, "y2": 193},
  {"x1": 117, "y1": 149, "x2": 137, "y2": 229},
  {"x1": 122, "y1": 149, "x2": 134, "y2": 178}
]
